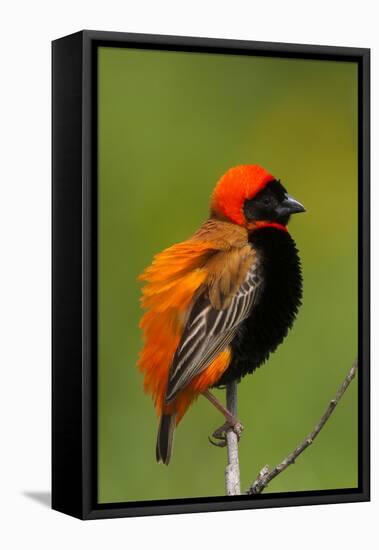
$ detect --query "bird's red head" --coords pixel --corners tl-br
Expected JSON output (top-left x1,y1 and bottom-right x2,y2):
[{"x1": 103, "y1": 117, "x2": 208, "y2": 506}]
[
  {"x1": 210, "y1": 164, "x2": 305, "y2": 230},
  {"x1": 211, "y1": 165, "x2": 274, "y2": 226}
]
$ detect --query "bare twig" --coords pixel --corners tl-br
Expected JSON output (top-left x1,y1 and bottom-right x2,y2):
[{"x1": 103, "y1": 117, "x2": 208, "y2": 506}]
[
  {"x1": 225, "y1": 381, "x2": 241, "y2": 495},
  {"x1": 245, "y1": 358, "x2": 358, "y2": 495}
]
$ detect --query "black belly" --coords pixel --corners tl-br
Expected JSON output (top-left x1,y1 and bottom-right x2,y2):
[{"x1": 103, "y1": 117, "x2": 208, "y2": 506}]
[{"x1": 215, "y1": 226, "x2": 303, "y2": 386}]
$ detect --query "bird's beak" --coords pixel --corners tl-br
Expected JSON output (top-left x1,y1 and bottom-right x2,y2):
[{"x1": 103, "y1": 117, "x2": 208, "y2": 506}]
[{"x1": 276, "y1": 194, "x2": 306, "y2": 217}]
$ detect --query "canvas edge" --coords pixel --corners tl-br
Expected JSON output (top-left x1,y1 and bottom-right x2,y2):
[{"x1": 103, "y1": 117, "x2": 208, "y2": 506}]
[{"x1": 52, "y1": 31, "x2": 85, "y2": 519}]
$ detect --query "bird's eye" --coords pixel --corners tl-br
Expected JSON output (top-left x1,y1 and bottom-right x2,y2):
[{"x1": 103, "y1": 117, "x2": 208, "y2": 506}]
[{"x1": 262, "y1": 197, "x2": 271, "y2": 206}]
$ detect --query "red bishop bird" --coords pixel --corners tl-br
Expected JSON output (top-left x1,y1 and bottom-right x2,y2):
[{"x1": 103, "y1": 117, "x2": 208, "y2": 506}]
[{"x1": 138, "y1": 165, "x2": 305, "y2": 464}]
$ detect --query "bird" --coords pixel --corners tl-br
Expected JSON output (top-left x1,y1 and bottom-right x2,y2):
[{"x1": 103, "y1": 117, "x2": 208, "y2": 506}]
[{"x1": 138, "y1": 164, "x2": 305, "y2": 464}]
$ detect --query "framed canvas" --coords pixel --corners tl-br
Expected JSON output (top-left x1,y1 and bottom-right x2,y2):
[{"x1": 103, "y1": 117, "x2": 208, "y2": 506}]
[{"x1": 52, "y1": 30, "x2": 370, "y2": 520}]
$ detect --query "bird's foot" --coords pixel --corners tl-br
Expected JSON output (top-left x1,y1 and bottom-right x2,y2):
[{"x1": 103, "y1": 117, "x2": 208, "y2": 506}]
[{"x1": 208, "y1": 420, "x2": 244, "y2": 447}]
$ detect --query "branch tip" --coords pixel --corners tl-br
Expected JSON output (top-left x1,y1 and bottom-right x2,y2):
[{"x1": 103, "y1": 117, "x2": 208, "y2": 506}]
[{"x1": 245, "y1": 358, "x2": 358, "y2": 495}]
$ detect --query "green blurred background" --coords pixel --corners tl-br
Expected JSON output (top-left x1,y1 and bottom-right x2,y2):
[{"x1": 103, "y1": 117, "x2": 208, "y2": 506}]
[{"x1": 98, "y1": 47, "x2": 358, "y2": 504}]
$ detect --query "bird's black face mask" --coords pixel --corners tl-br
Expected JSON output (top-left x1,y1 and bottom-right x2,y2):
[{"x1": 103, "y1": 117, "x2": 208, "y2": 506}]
[{"x1": 243, "y1": 180, "x2": 305, "y2": 226}]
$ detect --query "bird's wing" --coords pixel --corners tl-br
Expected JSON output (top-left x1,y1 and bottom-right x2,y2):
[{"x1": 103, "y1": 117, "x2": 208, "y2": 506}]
[{"x1": 165, "y1": 249, "x2": 262, "y2": 402}]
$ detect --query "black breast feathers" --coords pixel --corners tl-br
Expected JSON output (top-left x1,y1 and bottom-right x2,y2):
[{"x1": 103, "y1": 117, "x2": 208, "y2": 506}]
[{"x1": 216, "y1": 226, "x2": 303, "y2": 386}]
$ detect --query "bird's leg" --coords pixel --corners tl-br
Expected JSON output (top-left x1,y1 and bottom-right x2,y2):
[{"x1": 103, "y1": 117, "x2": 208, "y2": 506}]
[
  {"x1": 203, "y1": 390, "x2": 239, "y2": 424},
  {"x1": 203, "y1": 390, "x2": 244, "y2": 447}
]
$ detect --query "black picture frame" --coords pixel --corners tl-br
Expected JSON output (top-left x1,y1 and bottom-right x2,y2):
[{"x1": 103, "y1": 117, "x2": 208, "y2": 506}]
[{"x1": 52, "y1": 30, "x2": 370, "y2": 520}]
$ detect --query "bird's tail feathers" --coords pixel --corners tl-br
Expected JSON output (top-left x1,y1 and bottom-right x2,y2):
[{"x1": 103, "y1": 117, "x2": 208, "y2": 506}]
[{"x1": 156, "y1": 414, "x2": 176, "y2": 465}]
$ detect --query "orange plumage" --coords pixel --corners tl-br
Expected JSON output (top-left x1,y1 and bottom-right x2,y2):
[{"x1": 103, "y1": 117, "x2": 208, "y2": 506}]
[
  {"x1": 137, "y1": 164, "x2": 304, "y2": 464},
  {"x1": 138, "y1": 239, "x2": 218, "y2": 422},
  {"x1": 138, "y1": 228, "x2": 245, "y2": 423}
]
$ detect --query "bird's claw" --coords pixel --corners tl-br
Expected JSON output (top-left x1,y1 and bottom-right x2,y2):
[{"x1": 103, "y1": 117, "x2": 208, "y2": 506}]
[
  {"x1": 208, "y1": 432, "x2": 227, "y2": 447},
  {"x1": 208, "y1": 420, "x2": 244, "y2": 447}
]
